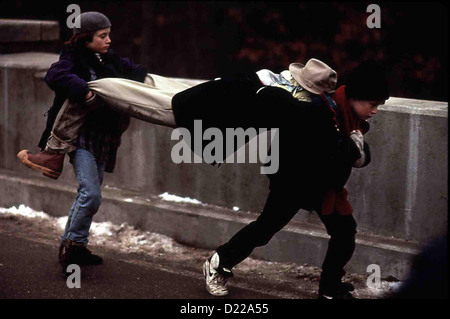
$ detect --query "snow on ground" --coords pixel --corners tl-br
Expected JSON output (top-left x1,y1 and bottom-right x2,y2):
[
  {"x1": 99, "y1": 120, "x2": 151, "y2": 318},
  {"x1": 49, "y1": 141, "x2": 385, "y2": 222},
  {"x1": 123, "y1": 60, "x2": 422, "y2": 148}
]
[
  {"x1": 1, "y1": 205, "x2": 184, "y2": 256},
  {"x1": 159, "y1": 192, "x2": 241, "y2": 212},
  {"x1": 0, "y1": 204, "x2": 48, "y2": 219},
  {"x1": 0, "y1": 205, "x2": 403, "y2": 298},
  {"x1": 158, "y1": 192, "x2": 203, "y2": 205}
]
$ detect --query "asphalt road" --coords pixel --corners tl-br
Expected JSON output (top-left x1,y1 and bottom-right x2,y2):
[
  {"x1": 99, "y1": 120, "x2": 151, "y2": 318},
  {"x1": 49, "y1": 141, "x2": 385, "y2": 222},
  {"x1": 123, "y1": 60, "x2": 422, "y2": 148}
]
[
  {"x1": 0, "y1": 217, "x2": 289, "y2": 300},
  {"x1": 1, "y1": 215, "x2": 324, "y2": 317},
  {"x1": 1, "y1": 209, "x2": 441, "y2": 317}
]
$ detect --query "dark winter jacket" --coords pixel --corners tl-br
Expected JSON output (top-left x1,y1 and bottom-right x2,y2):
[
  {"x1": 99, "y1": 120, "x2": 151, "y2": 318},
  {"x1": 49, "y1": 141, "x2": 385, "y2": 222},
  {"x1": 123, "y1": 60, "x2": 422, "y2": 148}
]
[
  {"x1": 39, "y1": 47, "x2": 147, "y2": 171},
  {"x1": 172, "y1": 73, "x2": 365, "y2": 211}
]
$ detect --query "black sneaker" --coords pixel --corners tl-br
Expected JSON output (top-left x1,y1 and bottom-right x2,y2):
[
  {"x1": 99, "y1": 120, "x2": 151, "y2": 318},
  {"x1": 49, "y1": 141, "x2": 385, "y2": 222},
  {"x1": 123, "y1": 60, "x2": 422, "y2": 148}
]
[{"x1": 59, "y1": 239, "x2": 103, "y2": 273}]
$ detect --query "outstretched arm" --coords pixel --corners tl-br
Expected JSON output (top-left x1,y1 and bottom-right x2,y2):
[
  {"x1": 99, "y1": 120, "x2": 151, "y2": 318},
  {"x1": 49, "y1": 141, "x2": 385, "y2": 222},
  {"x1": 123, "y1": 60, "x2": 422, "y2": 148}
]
[
  {"x1": 45, "y1": 51, "x2": 91, "y2": 102},
  {"x1": 118, "y1": 56, "x2": 148, "y2": 83}
]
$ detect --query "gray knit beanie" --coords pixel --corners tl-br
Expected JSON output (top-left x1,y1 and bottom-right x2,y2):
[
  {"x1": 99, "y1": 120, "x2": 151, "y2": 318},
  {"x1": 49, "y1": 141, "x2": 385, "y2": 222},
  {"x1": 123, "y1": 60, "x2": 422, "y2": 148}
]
[{"x1": 73, "y1": 12, "x2": 111, "y2": 34}]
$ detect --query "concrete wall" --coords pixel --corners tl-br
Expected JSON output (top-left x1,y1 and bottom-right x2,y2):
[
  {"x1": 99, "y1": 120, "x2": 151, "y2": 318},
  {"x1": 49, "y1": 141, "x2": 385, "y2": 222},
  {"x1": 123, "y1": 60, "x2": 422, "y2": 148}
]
[
  {"x1": 0, "y1": 19, "x2": 61, "y2": 54},
  {"x1": 349, "y1": 101, "x2": 448, "y2": 242},
  {"x1": 0, "y1": 19, "x2": 59, "y2": 42},
  {"x1": 0, "y1": 52, "x2": 447, "y2": 245}
]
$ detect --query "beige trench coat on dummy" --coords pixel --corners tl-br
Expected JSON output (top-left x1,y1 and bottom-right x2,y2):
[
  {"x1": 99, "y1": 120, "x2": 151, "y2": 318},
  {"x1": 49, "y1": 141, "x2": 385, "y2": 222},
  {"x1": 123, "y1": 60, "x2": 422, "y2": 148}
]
[{"x1": 46, "y1": 74, "x2": 198, "y2": 153}]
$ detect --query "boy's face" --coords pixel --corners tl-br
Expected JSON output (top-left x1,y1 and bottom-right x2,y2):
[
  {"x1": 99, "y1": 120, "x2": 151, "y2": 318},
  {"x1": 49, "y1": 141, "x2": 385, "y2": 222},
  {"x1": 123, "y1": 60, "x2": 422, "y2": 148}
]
[
  {"x1": 85, "y1": 28, "x2": 111, "y2": 54},
  {"x1": 349, "y1": 99, "x2": 385, "y2": 120}
]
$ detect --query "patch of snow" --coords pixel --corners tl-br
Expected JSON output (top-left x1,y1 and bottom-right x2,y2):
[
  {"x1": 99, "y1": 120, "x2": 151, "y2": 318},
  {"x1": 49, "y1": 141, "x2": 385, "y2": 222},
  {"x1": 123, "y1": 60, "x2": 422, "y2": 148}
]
[
  {"x1": 0, "y1": 205, "x2": 49, "y2": 219},
  {"x1": 1, "y1": 205, "x2": 184, "y2": 256},
  {"x1": 387, "y1": 281, "x2": 404, "y2": 291},
  {"x1": 356, "y1": 280, "x2": 405, "y2": 298},
  {"x1": 56, "y1": 216, "x2": 115, "y2": 237},
  {"x1": 158, "y1": 192, "x2": 202, "y2": 205},
  {"x1": 90, "y1": 221, "x2": 115, "y2": 237},
  {"x1": 57, "y1": 216, "x2": 68, "y2": 230}
]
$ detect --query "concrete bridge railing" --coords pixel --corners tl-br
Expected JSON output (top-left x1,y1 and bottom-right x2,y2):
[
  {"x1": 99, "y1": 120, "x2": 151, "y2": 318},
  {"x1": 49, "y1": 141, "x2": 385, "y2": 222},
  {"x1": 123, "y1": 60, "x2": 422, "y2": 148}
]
[{"x1": 0, "y1": 19, "x2": 60, "y2": 54}]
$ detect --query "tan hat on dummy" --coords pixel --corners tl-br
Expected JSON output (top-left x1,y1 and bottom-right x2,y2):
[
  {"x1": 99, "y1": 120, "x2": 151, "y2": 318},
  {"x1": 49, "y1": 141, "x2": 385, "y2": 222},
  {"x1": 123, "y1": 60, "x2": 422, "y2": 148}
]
[{"x1": 289, "y1": 58, "x2": 337, "y2": 94}]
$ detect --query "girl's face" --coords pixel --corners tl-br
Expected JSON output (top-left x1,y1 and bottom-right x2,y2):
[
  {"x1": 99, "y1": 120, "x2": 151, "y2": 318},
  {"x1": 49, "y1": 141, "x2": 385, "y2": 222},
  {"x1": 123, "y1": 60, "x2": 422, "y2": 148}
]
[
  {"x1": 349, "y1": 99, "x2": 385, "y2": 120},
  {"x1": 85, "y1": 28, "x2": 111, "y2": 54}
]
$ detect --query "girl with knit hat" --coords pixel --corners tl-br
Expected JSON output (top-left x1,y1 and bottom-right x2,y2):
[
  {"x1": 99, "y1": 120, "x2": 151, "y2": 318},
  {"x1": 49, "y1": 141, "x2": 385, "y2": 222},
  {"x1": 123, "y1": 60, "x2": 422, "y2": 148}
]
[{"x1": 19, "y1": 11, "x2": 148, "y2": 272}]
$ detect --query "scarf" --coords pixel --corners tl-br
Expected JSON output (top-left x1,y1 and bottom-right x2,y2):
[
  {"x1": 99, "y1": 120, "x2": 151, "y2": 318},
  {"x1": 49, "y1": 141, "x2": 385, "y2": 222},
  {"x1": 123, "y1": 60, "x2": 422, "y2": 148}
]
[
  {"x1": 332, "y1": 85, "x2": 362, "y2": 136},
  {"x1": 320, "y1": 85, "x2": 361, "y2": 216}
]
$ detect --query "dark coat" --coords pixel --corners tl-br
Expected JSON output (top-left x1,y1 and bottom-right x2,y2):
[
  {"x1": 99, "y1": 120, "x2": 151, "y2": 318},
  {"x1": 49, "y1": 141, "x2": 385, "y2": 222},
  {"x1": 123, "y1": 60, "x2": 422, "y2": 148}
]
[
  {"x1": 172, "y1": 74, "x2": 363, "y2": 210},
  {"x1": 38, "y1": 47, "x2": 147, "y2": 149}
]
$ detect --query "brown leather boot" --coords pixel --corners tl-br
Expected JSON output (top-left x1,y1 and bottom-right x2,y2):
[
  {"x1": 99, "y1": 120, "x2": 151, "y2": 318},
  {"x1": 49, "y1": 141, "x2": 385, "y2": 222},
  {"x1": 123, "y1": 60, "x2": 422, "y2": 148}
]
[{"x1": 17, "y1": 149, "x2": 64, "y2": 179}]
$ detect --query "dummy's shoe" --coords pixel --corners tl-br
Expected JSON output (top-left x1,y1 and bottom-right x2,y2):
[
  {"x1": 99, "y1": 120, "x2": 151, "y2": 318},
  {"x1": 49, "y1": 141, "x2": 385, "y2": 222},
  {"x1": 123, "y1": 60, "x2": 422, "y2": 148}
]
[
  {"x1": 59, "y1": 239, "x2": 103, "y2": 273},
  {"x1": 17, "y1": 149, "x2": 64, "y2": 179},
  {"x1": 318, "y1": 282, "x2": 356, "y2": 299},
  {"x1": 203, "y1": 253, "x2": 233, "y2": 296}
]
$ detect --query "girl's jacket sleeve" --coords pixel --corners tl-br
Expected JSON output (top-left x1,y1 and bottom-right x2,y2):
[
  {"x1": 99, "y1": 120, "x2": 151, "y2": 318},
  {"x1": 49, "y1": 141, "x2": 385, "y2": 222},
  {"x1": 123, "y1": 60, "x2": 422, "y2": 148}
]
[
  {"x1": 44, "y1": 51, "x2": 90, "y2": 102},
  {"x1": 118, "y1": 56, "x2": 147, "y2": 83}
]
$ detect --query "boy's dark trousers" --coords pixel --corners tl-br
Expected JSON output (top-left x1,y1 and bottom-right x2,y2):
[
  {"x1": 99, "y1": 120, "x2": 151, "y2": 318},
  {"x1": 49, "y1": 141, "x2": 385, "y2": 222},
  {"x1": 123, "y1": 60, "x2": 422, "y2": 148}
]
[{"x1": 215, "y1": 188, "x2": 357, "y2": 290}]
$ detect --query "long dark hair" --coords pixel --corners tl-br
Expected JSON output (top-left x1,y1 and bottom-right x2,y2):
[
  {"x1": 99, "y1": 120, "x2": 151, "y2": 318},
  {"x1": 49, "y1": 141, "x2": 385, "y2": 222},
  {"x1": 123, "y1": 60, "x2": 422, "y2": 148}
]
[{"x1": 64, "y1": 31, "x2": 95, "y2": 51}]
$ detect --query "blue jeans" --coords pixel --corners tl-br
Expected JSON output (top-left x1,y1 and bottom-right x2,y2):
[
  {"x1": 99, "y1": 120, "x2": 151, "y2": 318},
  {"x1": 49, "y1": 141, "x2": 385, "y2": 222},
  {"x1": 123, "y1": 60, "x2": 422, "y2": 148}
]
[{"x1": 61, "y1": 148, "x2": 106, "y2": 244}]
